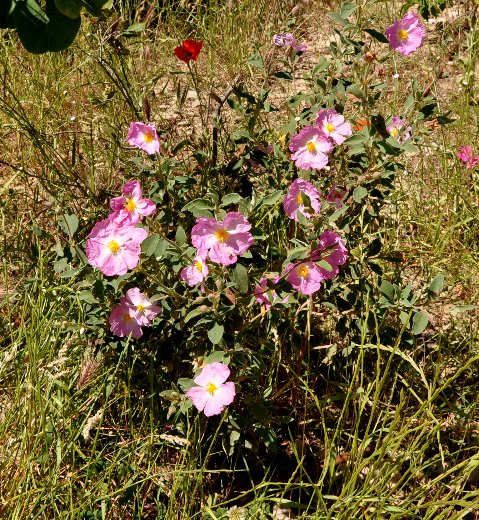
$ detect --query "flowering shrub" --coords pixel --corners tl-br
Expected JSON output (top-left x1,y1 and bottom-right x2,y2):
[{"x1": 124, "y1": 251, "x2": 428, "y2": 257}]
[{"x1": 54, "y1": 2, "x2": 451, "y2": 484}]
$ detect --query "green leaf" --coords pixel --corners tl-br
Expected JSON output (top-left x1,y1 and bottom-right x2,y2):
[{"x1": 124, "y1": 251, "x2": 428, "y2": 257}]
[
  {"x1": 77, "y1": 290, "x2": 97, "y2": 304},
  {"x1": 207, "y1": 323, "x2": 224, "y2": 345},
  {"x1": 353, "y1": 186, "x2": 368, "y2": 203},
  {"x1": 411, "y1": 310, "x2": 429, "y2": 335},
  {"x1": 317, "y1": 260, "x2": 333, "y2": 272},
  {"x1": 58, "y1": 213, "x2": 79, "y2": 237},
  {"x1": 175, "y1": 226, "x2": 187, "y2": 245},
  {"x1": 141, "y1": 234, "x2": 160, "y2": 257},
  {"x1": 340, "y1": 1, "x2": 358, "y2": 18},
  {"x1": 54, "y1": 0, "x2": 82, "y2": 18},
  {"x1": 258, "y1": 190, "x2": 283, "y2": 207},
  {"x1": 256, "y1": 425, "x2": 277, "y2": 452},
  {"x1": 182, "y1": 198, "x2": 214, "y2": 215},
  {"x1": 231, "y1": 263, "x2": 249, "y2": 294},
  {"x1": 13, "y1": 0, "x2": 81, "y2": 54},
  {"x1": 221, "y1": 193, "x2": 243, "y2": 206},
  {"x1": 246, "y1": 53, "x2": 264, "y2": 70},
  {"x1": 363, "y1": 27, "x2": 389, "y2": 43},
  {"x1": 327, "y1": 11, "x2": 349, "y2": 26},
  {"x1": 428, "y1": 273, "x2": 444, "y2": 295},
  {"x1": 379, "y1": 280, "x2": 395, "y2": 302}
]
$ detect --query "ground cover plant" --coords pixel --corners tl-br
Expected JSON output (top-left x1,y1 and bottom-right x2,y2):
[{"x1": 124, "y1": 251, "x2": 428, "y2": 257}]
[{"x1": 1, "y1": 0, "x2": 479, "y2": 518}]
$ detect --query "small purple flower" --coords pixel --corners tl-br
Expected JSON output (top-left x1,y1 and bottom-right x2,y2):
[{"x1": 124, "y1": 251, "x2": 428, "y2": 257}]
[
  {"x1": 316, "y1": 109, "x2": 353, "y2": 145},
  {"x1": 385, "y1": 12, "x2": 426, "y2": 56},
  {"x1": 289, "y1": 126, "x2": 333, "y2": 171},
  {"x1": 180, "y1": 253, "x2": 209, "y2": 286},
  {"x1": 127, "y1": 122, "x2": 160, "y2": 155},
  {"x1": 85, "y1": 217, "x2": 148, "y2": 276},
  {"x1": 387, "y1": 116, "x2": 411, "y2": 143},
  {"x1": 110, "y1": 180, "x2": 156, "y2": 225},
  {"x1": 187, "y1": 362, "x2": 236, "y2": 417},
  {"x1": 273, "y1": 32, "x2": 307, "y2": 54},
  {"x1": 457, "y1": 146, "x2": 479, "y2": 169},
  {"x1": 312, "y1": 230, "x2": 348, "y2": 280},
  {"x1": 285, "y1": 261, "x2": 323, "y2": 295},
  {"x1": 191, "y1": 212, "x2": 254, "y2": 266},
  {"x1": 283, "y1": 178, "x2": 321, "y2": 221},
  {"x1": 109, "y1": 302, "x2": 143, "y2": 339}
]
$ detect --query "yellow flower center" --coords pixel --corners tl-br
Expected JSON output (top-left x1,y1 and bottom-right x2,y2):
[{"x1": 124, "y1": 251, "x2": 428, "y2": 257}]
[
  {"x1": 107, "y1": 240, "x2": 121, "y2": 254},
  {"x1": 136, "y1": 304, "x2": 145, "y2": 313},
  {"x1": 215, "y1": 228, "x2": 229, "y2": 243},
  {"x1": 298, "y1": 265, "x2": 309, "y2": 277},
  {"x1": 125, "y1": 198, "x2": 136, "y2": 212},
  {"x1": 306, "y1": 141, "x2": 316, "y2": 152},
  {"x1": 398, "y1": 28, "x2": 408, "y2": 40},
  {"x1": 205, "y1": 382, "x2": 217, "y2": 395},
  {"x1": 390, "y1": 128, "x2": 399, "y2": 137},
  {"x1": 123, "y1": 314, "x2": 132, "y2": 322},
  {"x1": 325, "y1": 122, "x2": 335, "y2": 133},
  {"x1": 194, "y1": 260, "x2": 203, "y2": 272},
  {"x1": 296, "y1": 194, "x2": 303, "y2": 204},
  {"x1": 143, "y1": 131, "x2": 154, "y2": 143}
]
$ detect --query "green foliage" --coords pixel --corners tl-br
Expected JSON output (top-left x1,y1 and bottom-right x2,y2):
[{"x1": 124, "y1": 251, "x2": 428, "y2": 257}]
[{"x1": 0, "y1": 0, "x2": 107, "y2": 53}]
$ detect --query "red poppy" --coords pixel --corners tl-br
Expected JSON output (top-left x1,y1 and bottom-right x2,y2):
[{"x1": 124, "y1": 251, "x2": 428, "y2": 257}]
[{"x1": 174, "y1": 39, "x2": 203, "y2": 62}]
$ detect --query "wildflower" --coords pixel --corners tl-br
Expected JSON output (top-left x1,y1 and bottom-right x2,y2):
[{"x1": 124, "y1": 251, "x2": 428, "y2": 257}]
[
  {"x1": 289, "y1": 126, "x2": 333, "y2": 171},
  {"x1": 312, "y1": 230, "x2": 348, "y2": 280},
  {"x1": 316, "y1": 108, "x2": 352, "y2": 145},
  {"x1": 85, "y1": 217, "x2": 148, "y2": 276},
  {"x1": 385, "y1": 12, "x2": 426, "y2": 56},
  {"x1": 127, "y1": 122, "x2": 160, "y2": 155},
  {"x1": 180, "y1": 253, "x2": 209, "y2": 286},
  {"x1": 273, "y1": 32, "x2": 307, "y2": 54},
  {"x1": 187, "y1": 362, "x2": 236, "y2": 417},
  {"x1": 387, "y1": 116, "x2": 411, "y2": 143},
  {"x1": 110, "y1": 179, "x2": 156, "y2": 225},
  {"x1": 456, "y1": 145, "x2": 479, "y2": 169},
  {"x1": 326, "y1": 185, "x2": 347, "y2": 209},
  {"x1": 122, "y1": 287, "x2": 161, "y2": 326},
  {"x1": 109, "y1": 301, "x2": 144, "y2": 339},
  {"x1": 283, "y1": 178, "x2": 321, "y2": 221},
  {"x1": 285, "y1": 261, "x2": 323, "y2": 295},
  {"x1": 174, "y1": 39, "x2": 203, "y2": 62},
  {"x1": 191, "y1": 212, "x2": 254, "y2": 266}
]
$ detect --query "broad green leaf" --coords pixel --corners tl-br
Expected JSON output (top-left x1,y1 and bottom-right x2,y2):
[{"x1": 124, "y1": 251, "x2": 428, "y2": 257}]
[
  {"x1": 231, "y1": 263, "x2": 249, "y2": 294},
  {"x1": 59, "y1": 213, "x2": 79, "y2": 237},
  {"x1": 364, "y1": 27, "x2": 389, "y2": 43},
  {"x1": 207, "y1": 322, "x2": 224, "y2": 345},
  {"x1": 428, "y1": 273, "x2": 444, "y2": 295},
  {"x1": 353, "y1": 186, "x2": 368, "y2": 203},
  {"x1": 411, "y1": 310, "x2": 429, "y2": 335},
  {"x1": 142, "y1": 234, "x2": 160, "y2": 257},
  {"x1": 175, "y1": 226, "x2": 187, "y2": 245},
  {"x1": 379, "y1": 280, "x2": 395, "y2": 302},
  {"x1": 54, "y1": 0, "x2": 82, "y2": 18},
  {"x1": 221, "y1": 193, "x2": 243, "y2": 206},
  {"x1": 13, "y1": 0, "x2": 81, "y2": 54}
]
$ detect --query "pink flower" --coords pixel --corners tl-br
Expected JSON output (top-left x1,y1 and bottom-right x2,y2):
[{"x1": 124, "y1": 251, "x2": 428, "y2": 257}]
[
  {"x1": 457, "y1": 146, "x2": 479, "y2": 169},
  {"x1": 326, "y1": 185, "x2": 347, "y2": 208},
  {"x1": 253, "y1": 275, "x2": 288, "y2": 310},
  {"x1": 122, "y1": 287, "x2": 161, "y2": 326},
  {"x1": 273, "y1": 32, "x2": 307, "y2": 54},
  {"x1": 312, "y1": 230, "x2": 348, "y2": 280},
  {"x1": 283, "y1": 178, "x2": 321, "y2": 221},
  {"x1": 110, "y1": 180, "x2": 156, "y2": 225},
  {"x1": 285, "y1": 261, "x2": 323, "y2": 295},
  {"x1": 127, "y1": 122, "x2": 160, "y2": 155},
  {"x1": 316, "y1": 108, "x2": 352, "y2": 145},
  {"x1": 385, "y1": 13, "x2": 426, "y2": 56},
  {"x1": 109, "y1": 302, "x2": 143, "y2": 339},
  {"x1": 180, "y1": 253, "x2": 209, "y2": 286},
  {"x1": 289, "y1": 126, "x2": 333, "y2": 171},
  {"x1": 85, "y1": 218, "x2": 148, "y2": 276},
  {"x1": 187, "y1": 362, "x2": 236, "y2": 417},
  {"x1": 387, "y1": 116, "x2": 411, "y2": 143},
  {"x1": 191, "y1": 212, "x2": 254, "y2": 266}
]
